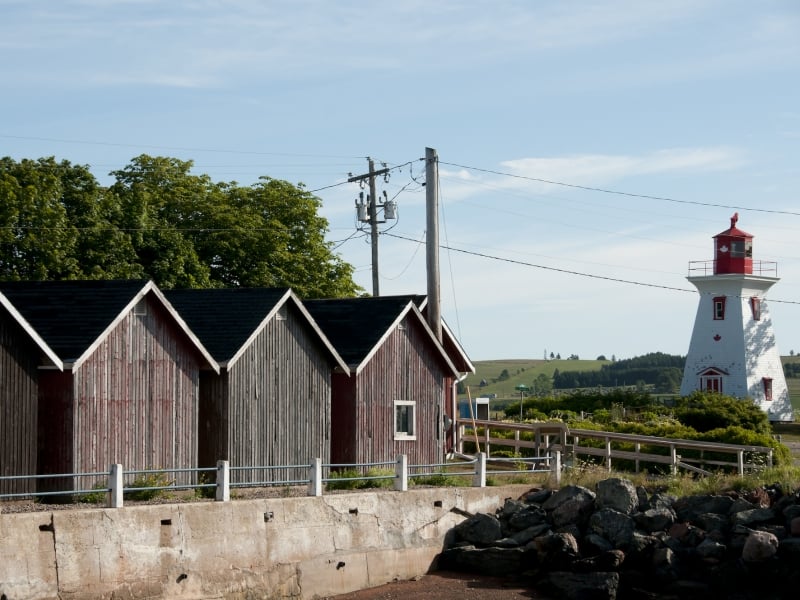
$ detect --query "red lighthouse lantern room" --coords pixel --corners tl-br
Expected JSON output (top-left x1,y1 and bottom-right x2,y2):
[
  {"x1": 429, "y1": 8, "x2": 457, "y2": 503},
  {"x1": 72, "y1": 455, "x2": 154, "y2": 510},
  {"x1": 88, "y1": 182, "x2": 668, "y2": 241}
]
[{"x1": 714, "y1": 212, "x2": 752, "y2": 275}]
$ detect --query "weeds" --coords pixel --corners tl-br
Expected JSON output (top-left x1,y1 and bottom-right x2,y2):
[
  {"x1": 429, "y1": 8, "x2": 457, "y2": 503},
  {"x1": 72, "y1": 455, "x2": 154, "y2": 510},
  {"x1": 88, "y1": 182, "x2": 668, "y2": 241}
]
[
  {"x1": 326, "y1": 468, "x2": 394, "y2": 490},
  {"x1": 125, "y1": 470, "x2": 174, "y2": 501}
]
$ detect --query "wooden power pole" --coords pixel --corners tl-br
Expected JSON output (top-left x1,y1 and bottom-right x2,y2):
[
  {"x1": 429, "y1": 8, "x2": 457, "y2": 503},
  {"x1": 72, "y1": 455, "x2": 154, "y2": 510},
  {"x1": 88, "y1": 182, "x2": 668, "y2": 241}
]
[
  {"x1": 348, "y1": 158, "x2": 389, "y2": 296},
  {"x1": 426, "y1": 147, "x2": 442, "y2": 342}
]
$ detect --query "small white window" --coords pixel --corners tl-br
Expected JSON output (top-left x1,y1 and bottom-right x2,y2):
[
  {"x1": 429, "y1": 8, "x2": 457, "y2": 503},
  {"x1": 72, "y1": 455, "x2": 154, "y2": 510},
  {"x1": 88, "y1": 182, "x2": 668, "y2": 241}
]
[{"x1": 394, "y1": 400, "x2": 416, "y2": 440}]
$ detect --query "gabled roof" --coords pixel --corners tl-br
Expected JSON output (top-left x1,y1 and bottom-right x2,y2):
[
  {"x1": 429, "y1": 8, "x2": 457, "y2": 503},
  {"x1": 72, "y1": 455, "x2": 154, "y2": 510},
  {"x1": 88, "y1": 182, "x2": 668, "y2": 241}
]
[
  {"x1": 413, "y1": 296, "x2": 475, "y2": 375},
  {"x1": 0, "y1": 291, "x2": 63, "y2": 370},
  {"x1": 0, "y1": 280, "x2": 218, "y2": 372},
  {"x1": 164, "y1": 287, "x2": 348, "y2": 372},
  {"x1": 304, "y1": 295, "x2": 458, "y2": 376}
]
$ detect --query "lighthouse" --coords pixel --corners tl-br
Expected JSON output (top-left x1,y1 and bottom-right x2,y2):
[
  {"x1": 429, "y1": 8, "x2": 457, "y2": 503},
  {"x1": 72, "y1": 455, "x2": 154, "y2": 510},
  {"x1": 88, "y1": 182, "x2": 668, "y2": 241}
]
[{"x1": 680, "y1": 213, "x2": 793, "y2": 421}]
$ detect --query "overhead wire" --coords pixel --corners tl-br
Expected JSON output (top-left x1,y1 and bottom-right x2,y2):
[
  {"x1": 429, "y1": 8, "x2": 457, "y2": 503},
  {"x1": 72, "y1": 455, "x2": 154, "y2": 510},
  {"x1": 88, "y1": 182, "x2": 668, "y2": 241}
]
[{"x1": 439, "y1": 161, "x2": 800, "y2": 217}]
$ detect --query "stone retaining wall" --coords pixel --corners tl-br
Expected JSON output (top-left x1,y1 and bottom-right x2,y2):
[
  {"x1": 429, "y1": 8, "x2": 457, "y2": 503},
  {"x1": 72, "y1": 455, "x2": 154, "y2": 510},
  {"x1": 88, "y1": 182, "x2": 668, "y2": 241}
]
[{"x1": 0, "y1": 485, "x2": 531, "y2": 600}]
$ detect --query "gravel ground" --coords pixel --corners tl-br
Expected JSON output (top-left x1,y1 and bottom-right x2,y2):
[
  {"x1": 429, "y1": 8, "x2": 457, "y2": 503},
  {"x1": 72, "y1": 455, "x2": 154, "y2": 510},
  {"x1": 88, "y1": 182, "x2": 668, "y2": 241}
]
[{"x1": 326, "y1": 571, "x2": 552, "y2": 600}]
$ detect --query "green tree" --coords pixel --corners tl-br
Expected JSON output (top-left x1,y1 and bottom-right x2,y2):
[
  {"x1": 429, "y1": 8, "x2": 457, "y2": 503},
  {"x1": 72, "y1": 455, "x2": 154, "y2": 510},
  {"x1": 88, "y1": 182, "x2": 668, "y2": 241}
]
[
  {"x1": 0, "y1": 157, "x2": 90, "y2": 280},
  {"x1": 1, "y1": 154, "x2": 361, "y2": 297},
  {"x1": 533, "y1": 372, "x2": 553, "y2": 395}
]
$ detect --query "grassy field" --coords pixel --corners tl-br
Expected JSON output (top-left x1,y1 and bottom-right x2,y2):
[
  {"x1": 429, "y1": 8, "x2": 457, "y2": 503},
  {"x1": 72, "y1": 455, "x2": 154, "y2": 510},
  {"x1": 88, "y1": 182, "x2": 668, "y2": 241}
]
[
  {"x1": 461, "y1": 358, "x2": 608, "y2": 400},
  {"x1": 466, "y1": 357, "x2": 800, "y2": 413}
]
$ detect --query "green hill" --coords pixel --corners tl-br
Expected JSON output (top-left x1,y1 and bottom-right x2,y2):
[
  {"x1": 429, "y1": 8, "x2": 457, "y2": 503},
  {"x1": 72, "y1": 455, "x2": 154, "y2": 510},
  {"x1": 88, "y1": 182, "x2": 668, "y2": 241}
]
[{"x1": 465, "y1": 356, "x2": 800, "y2": 413}]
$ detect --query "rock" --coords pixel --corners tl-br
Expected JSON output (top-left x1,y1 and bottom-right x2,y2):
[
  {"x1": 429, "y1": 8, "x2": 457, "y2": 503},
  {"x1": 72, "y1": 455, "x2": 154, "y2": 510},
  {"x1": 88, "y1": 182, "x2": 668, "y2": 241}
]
[
  {"x1": 790, "y1": 516, "x2": 800, "y2": 536},
  {"x1": 582, "y1": 533, "x2": 613, "y2": 555},
  {"x1": 437, "y1": 545, "x2": 529, "y2": 576},
  {"x1": 509, "y1": 522, "x2": 550, "y2": 546},
  {"x1": 728, "y1": 497, "x2": 757, "y2": 514},
  {"x1": 543, "y1": 485, "x2": 596, "y2": 527},
  {"x1": 440, "y1": 477, "x2": 800, "y2": 598},
  {"x1": 743, "y1": 486, "x2": 771, "y2": 507},
  {"x1": 781, "y1": 503, "x2": 800, "y2": 521},
  {"x1": 651, "y1": 547, "x2": 680, "y2": 582},
  {"x1": 589, "y1": 508, "x2": 635, "y2": 550},
  {"x1": 741, "y1": 530, "x2": 779, "y2": 562},
  {"x1": 778, "y1": 537, "x2": 800, "y2": 559},
  {"x1": 497, "y1": 498, "x2": 525, "y2": 521},
  {"x1": 667, "y1": 522, "x2": 705, "y2": 547},
  {"x1": 595, "y1": 478, "x2": 638, "y2": 515},
  {"x1": 731, "y1": 507, "x2": 777, "y2": 528},
  {"x1": 522, "y1": 487, "x2": 553, "y2": 504},
  {"x1": 692, "y1": 512, "x2": 728, "y2": 536},
  {"x1": 695, "y1": 537, "x2": 726, "y2": 560},
  {"x1": 634, "y1": 507, "x2": 676, "y2": 533},
  {"x1": 648, "y1": 491, "x2": 677, "y2": 511},
  {"x1": 572, "y1": 549, "x2": 625, "y2": 573},
  {"x1": 673, "y1": 494, "x2": 734, "y2": 521},
  {"x1": 507, "y1": 504, "x2": 548, "y2": 532},
  {"x1": 545, "y1": 571, "x2": 619, "y2": 600},
  {"x1": 534, "y1": 531, "x2": 580, "y2": 570},
  {"x1": 454, "y1": 512, "x2": 503, "y2": 545}
]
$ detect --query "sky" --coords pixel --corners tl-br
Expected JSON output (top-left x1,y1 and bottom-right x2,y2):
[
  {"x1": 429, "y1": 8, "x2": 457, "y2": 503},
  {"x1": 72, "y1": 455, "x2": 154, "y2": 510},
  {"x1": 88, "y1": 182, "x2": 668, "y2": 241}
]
[{"x1": 2, "y1": 0, "x2": 799, "y2": 362}]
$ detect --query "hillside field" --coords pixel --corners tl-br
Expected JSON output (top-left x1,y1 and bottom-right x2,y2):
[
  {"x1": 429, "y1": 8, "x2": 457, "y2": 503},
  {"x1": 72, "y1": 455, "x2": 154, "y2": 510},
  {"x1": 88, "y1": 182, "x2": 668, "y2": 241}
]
[{"x1": 465, "y1": 357, "x2": 800, "y2": 413}]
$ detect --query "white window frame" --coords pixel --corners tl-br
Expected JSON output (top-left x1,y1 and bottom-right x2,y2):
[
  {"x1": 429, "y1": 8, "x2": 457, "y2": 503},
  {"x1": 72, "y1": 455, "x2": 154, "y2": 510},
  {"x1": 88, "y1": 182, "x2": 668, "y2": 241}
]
[{"x1": 394, "y1": 400, "x2": 417, "y2": 440}]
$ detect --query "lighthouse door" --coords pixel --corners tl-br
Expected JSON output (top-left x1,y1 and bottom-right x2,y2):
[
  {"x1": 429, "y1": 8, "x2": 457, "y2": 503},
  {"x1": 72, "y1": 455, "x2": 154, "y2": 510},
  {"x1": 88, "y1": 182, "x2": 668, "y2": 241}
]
[{"x1": 699, "y1": 368, "x2": 725, "y2": 394}]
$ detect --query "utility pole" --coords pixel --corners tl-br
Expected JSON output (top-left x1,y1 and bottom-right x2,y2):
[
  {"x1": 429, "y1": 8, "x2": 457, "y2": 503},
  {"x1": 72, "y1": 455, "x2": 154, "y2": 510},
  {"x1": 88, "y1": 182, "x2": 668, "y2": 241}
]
[
  {"x1": 348, "y1": 158, "x2": 390, "y2": 296},
  {"x1": 425, "y1": 147, "x2": 442, "y2": 342}
]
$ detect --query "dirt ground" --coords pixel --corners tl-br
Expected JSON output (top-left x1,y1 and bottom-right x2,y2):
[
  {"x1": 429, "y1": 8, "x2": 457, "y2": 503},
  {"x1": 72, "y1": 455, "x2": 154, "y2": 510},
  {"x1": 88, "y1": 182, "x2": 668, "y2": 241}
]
[{"x1": 327, "y1": 571, "x2": 553, "y2": 600}]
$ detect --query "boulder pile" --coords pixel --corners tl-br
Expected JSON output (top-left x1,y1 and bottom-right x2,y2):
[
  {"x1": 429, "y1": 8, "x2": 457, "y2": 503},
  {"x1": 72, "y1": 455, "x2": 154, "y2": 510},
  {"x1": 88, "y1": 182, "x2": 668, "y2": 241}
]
[{"x1": 438, "y1": 478, "x2": 800, "y2": 599}]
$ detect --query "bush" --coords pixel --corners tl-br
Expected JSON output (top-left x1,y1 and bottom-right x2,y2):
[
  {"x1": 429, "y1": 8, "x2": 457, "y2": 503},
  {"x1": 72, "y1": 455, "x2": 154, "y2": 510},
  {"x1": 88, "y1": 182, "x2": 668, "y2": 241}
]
[
  {"x1": 77, "y1": 482, "x2": 108, "y2": 504},
  {"x1": 125, "y1": 471, "x2": 173, "y2": 501},
  {"x1": 674, "y1": 392, "x2": 771, "y2": 435},
  {"x1": 326, "y1": 468, "x2": 394, "y2": 490}
]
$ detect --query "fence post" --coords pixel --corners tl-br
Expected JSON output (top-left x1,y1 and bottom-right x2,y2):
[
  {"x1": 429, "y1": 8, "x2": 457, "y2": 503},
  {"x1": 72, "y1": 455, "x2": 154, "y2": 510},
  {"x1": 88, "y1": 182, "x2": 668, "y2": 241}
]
[
  {"x1": 216, "y1": 460, "x2": 230, "y2": 502},
  {"x1": 395, "y1": 454, "x2": 408, "y2": 491},
  {"x1": 605, "y1": 437, "x2": 612, "y2": 472},
  {"x1": 308, "y1": 458, "x2": 323, "y2": 497},
  {"x1": 108, "y1": 464, "x2": 123, "y2": 508},
  {"x1": 473, "y1": 452, "x2": 487, "y2": 488},
  {"x1": 737, "y1": 450, "x2": 744, "y2": 476},
  {"x1": 551, "y1": 450, "x2": 562, "y2": 487},
  {"x1": 670, "y1": 445, "x2": 677, "y2": 476}
]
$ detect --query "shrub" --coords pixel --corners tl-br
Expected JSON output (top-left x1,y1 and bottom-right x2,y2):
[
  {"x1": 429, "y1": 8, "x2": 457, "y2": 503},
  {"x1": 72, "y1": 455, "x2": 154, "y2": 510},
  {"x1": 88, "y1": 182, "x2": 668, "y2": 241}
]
[
  {"x1": 326, "y1": 468, "x2": 394, "y2": 490},
  {"x1": 125, "y1": 471, "x2": 173, "y2": 501},
  {"x1": 77, "y1": 482, "x2": 108, "y2": 504}
]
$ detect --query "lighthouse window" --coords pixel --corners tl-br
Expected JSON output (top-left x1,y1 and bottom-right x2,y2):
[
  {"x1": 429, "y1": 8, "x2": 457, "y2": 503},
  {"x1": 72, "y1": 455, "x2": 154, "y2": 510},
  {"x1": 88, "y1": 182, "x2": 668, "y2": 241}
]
[
  {"x1": 762, "y1": 377, "x2": 773, "y2": 401},
  {"x1": 730, "y1": 240, "x2": 745, "y2": 258},
  {"x1": 713, "y1": 296, "x2": 726, "y2": 320},
  {"x1": 750, "y1": 297, "x2": 761, "y2": 321}
]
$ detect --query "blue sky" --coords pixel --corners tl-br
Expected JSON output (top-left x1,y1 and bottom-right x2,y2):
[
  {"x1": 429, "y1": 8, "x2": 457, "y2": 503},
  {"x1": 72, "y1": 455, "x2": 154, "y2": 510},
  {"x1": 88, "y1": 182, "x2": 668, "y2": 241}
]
[{"x1": 2, "y1": 0, "x2": 799, "y2": 361}]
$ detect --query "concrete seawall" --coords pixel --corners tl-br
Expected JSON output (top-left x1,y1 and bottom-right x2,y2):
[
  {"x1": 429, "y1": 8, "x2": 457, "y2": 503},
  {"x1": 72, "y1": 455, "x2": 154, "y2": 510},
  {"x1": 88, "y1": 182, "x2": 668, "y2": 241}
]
[{"x1": 0, "y1": 485, "x2": 532, "y2": 599}]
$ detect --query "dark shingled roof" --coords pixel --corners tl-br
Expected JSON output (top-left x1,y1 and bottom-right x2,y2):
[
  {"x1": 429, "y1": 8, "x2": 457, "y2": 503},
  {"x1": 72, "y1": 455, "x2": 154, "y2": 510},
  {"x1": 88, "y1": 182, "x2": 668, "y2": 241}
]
[
  {"x1": 165, "y1": 287, "x2": 291, "y2": 362},
  {"x1": 303, "y1": 296, "x2": 416, "y2": 366},
  {"x1": 0, "y1": 280, "x2": 149, "y2": 360}
]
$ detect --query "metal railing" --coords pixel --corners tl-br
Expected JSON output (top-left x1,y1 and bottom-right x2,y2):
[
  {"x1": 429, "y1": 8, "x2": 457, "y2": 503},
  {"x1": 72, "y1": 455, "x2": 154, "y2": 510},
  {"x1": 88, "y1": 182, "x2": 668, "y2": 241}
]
[
  {"x1": 687, "y1": 260, "x2": 778, "y2": 277},
  {"x1": 0, "y1": 451, "x2": 562, "y2": 509}
]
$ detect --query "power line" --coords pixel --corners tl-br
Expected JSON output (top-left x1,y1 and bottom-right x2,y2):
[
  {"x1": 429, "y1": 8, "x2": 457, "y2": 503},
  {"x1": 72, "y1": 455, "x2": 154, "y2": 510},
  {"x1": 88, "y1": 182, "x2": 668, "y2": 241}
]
[
  {"x1": 384, "y1": 231, "x2": 696, "y2": 293},
  {"x1": 439, "y1": 161, "x2": 800, "y2": 217}
]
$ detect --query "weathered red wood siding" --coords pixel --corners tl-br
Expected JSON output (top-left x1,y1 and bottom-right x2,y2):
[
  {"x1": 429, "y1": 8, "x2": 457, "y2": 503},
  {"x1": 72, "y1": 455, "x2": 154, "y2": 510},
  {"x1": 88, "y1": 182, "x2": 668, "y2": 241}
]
[
  {"x1": 332, "y1": 315, "x2": 446, "y2": 467},
  {"x1": 0, "y1": 311, "x2": 39, "y2": 495},
  {"x1": 202, "y1": 304, "x2": 333, "y2": 483},
  {"x1": 38, "y1": 296, "x2": 203, "y2": 488}
]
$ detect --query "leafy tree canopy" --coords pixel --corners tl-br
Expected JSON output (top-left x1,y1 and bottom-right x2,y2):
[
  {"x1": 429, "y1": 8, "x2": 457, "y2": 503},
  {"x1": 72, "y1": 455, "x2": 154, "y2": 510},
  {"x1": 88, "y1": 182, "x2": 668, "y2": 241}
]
[{"x1": 0, "y1": 155, "x2": 361, "y2": 297}]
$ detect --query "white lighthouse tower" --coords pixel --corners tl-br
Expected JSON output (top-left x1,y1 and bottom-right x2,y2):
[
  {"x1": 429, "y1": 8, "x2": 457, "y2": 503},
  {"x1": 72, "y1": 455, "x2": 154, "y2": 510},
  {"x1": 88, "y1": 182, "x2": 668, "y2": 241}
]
[{"x1": 680, "y1": 214, "x2": 792, "y2": 421}]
